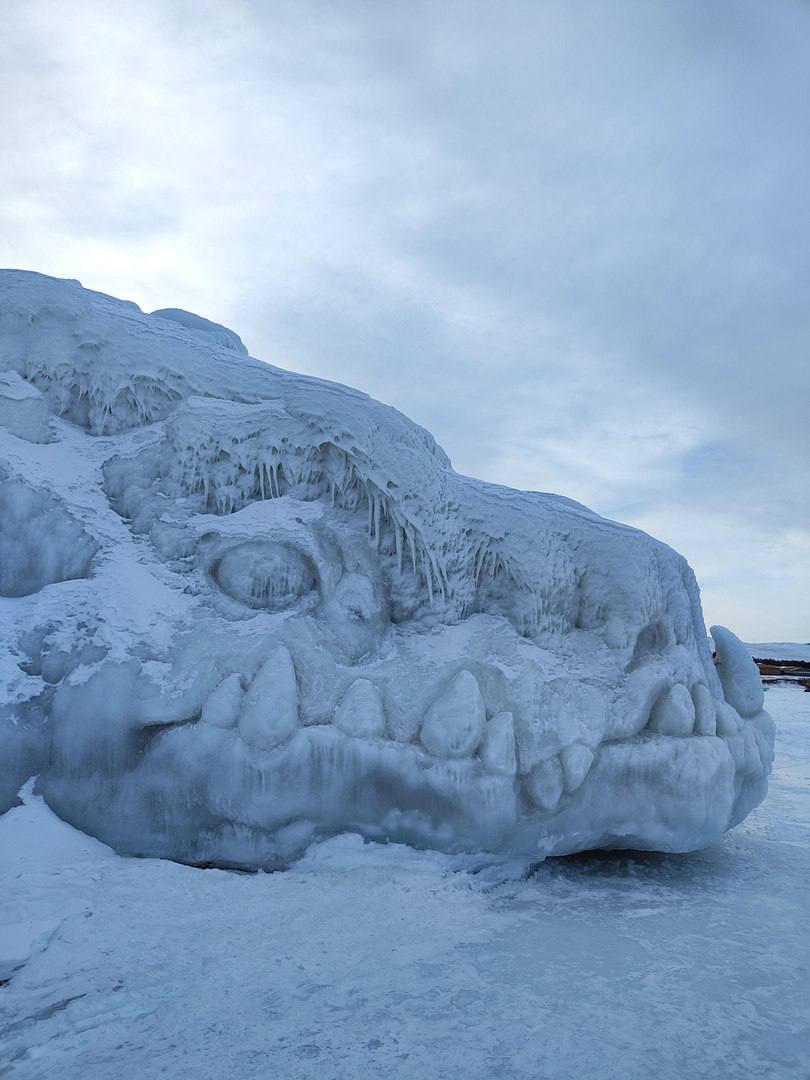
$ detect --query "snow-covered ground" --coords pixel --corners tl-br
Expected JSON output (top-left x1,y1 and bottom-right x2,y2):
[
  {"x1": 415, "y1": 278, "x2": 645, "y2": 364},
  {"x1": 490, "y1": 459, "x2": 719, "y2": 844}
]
[
  {"x1": 1, "y1": 683, "x2": 807, "y2": 1079},
  {"x1": 748, "y1": 643, "x2": 810, "y2": 664}
]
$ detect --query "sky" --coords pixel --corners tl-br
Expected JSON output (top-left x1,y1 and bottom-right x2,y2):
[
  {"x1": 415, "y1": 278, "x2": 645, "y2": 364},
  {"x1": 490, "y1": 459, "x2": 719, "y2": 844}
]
[{"x1": 1, "y1": 0, "x2": 808, "y2": 641}]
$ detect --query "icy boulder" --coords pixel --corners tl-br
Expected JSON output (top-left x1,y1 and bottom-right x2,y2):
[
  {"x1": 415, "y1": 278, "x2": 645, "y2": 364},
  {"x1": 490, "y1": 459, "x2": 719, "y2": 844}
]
[{"x1": 0, "y1": 270, "x2": 774, "y2": 866}]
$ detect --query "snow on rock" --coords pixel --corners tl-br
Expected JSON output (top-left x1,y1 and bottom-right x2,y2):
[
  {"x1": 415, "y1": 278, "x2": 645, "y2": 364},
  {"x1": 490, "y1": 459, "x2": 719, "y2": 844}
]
[{"x1": 0, "y1": 270, "x2": 774, "y2": 863}]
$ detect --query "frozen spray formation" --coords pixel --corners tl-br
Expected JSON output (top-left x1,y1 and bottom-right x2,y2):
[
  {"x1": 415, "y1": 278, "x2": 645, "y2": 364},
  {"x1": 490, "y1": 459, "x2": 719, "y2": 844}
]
[{"x1": 0, "y1": 271, "x2": 774, "y2": 866}]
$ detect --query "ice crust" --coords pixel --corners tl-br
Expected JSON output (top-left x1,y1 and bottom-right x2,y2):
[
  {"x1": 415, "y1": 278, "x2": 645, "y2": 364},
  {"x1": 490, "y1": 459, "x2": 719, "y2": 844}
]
[
  {"x1": 150, "y1": 308, "x2": 248, "y2": 354},
  {"x1": 0, "y1": 271, "x2": 774, "y2": 867}
]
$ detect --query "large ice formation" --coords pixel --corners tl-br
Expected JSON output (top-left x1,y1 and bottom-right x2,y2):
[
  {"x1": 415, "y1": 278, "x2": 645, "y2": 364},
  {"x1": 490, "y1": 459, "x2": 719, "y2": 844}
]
[{"x1": 0, "y1": 271, "x2": 774, "y2": 867}]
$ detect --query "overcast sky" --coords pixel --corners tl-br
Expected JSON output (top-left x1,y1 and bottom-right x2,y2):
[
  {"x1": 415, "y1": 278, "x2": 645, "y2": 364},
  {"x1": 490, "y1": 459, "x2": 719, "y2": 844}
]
[{"x1": 2, "y1": 0, "x2": 808, "y2": 640}]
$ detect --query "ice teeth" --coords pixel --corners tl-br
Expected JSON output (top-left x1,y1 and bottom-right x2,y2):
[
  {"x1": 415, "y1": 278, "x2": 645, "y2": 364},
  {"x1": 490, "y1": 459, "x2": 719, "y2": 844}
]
[
  {"x1": 201, "y1": 673, "x2": 242, "y2": 729},
  {"x1": 691, "y1": 683, "x2": 717, "y2": 736},
  {"x1": 420, "y1": 670, "x2": 486, "y2": 758},
  {"x1": 741, "y1": 725, "x2": 761, "y2": 774},
  {"x1": 613, "y1": 663, "x2": 671, "y2": 739},
  {"x1": 710, "y1": 625, "x2": 765, "y2": 719},
  {"x1": 715, "y1": 701, "x2": 742, "y2": 738},
  {"x1": 479, "y1": 711, "x2": 517, "y2": 775},
  {"x1": 751, "y1": 716, "x2": 775, "y2": 772},
  {"x1": 647, "y1": 684, "x2": 695, "y2": 736},
  {"x1": 726, "y1": 734, "x2": 745, "y2": 768},
  {"x1": 527, "y1": 756, "x2": 564, "y2": 811},
  {"x1": 560, "y1": 743, "x2": 594, "y2": 792},
  {"x1": 713, "y1": 701, "x2": 746, "y2": 768},
  {"x1": 333, "y1": 679, "x2": 386, "y2": 738},
  {"x1": 238, "y1": 645, "x2": 299, "y2": 750}
]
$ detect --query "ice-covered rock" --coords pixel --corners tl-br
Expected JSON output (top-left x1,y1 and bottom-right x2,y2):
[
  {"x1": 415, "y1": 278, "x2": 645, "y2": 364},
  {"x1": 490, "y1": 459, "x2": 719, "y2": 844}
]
[{"x1": 0, "y1": 270, "x2": 774, "y2": 866}]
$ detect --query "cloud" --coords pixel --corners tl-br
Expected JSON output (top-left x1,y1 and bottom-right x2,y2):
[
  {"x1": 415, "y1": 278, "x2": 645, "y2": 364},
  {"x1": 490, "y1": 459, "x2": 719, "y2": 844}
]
[{"x1": 2, "y1": 0, "x2": 807, "y2": 639}]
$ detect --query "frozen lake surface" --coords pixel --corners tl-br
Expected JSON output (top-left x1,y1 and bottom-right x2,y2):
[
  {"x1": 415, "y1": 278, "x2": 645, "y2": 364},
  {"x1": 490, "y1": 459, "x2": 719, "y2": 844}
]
[{"x1": 1, "y1": 683, "x2": 808, "y2": 1079}]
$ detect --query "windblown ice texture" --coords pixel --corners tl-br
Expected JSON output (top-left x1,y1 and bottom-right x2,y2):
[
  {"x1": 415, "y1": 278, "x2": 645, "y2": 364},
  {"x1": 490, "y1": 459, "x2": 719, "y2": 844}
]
[{"x1": 0, "y1": 271, "x2": 774, "y2": 867}]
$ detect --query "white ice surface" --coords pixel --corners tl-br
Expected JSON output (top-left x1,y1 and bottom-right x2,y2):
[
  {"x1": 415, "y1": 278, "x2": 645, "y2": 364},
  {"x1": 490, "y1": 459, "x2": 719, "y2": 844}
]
[
  {"x1": 149, "y1": 307, "x2": 248, "y2": 354},
  {"x1": 0, "y1": 685, "x2": 807, "y2": 1079},
  {"x1": 748, "y1": 643, "x2": 810, "y2": 663}
]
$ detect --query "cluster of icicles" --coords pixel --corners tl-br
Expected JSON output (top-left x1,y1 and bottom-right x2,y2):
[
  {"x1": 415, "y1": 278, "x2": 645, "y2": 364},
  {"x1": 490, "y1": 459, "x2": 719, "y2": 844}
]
[
  {"x1": 25, "y1": 363, "x2": 185, "y2": 436},
  {"x1": 168, "y1": 428, "x2": 536, "y2": 617},
  {"x1": 19, "y1": 354, "x2": 554, "y2": 634}
]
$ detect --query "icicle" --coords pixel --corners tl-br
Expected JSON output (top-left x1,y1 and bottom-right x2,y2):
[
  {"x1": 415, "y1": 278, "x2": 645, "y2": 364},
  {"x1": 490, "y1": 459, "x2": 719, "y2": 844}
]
[
  {"x1": 415, "y1": 549, "x2": 432, "y2": 604},
  {"x1": 440, "y1": 556, "x2": 448, "y2": 600},
  {"x1": 473, "y1": 543, "x2": 484, "y2": 585},
  {"x1": 373, "y1": 492, "x2": 381, "y2": 547},
  {"x1": 407, "y1": 525, "x2": 418, "y2": 575},
  {"x1": 395, "y1": 522, "x2": 403, "y2": 572}
]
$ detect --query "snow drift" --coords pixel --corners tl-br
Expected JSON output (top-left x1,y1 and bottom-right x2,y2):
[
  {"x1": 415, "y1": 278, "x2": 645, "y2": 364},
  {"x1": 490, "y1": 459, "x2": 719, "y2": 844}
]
[{"x1": 0, "y1": 270, "x2": 774, "y2": 867}]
